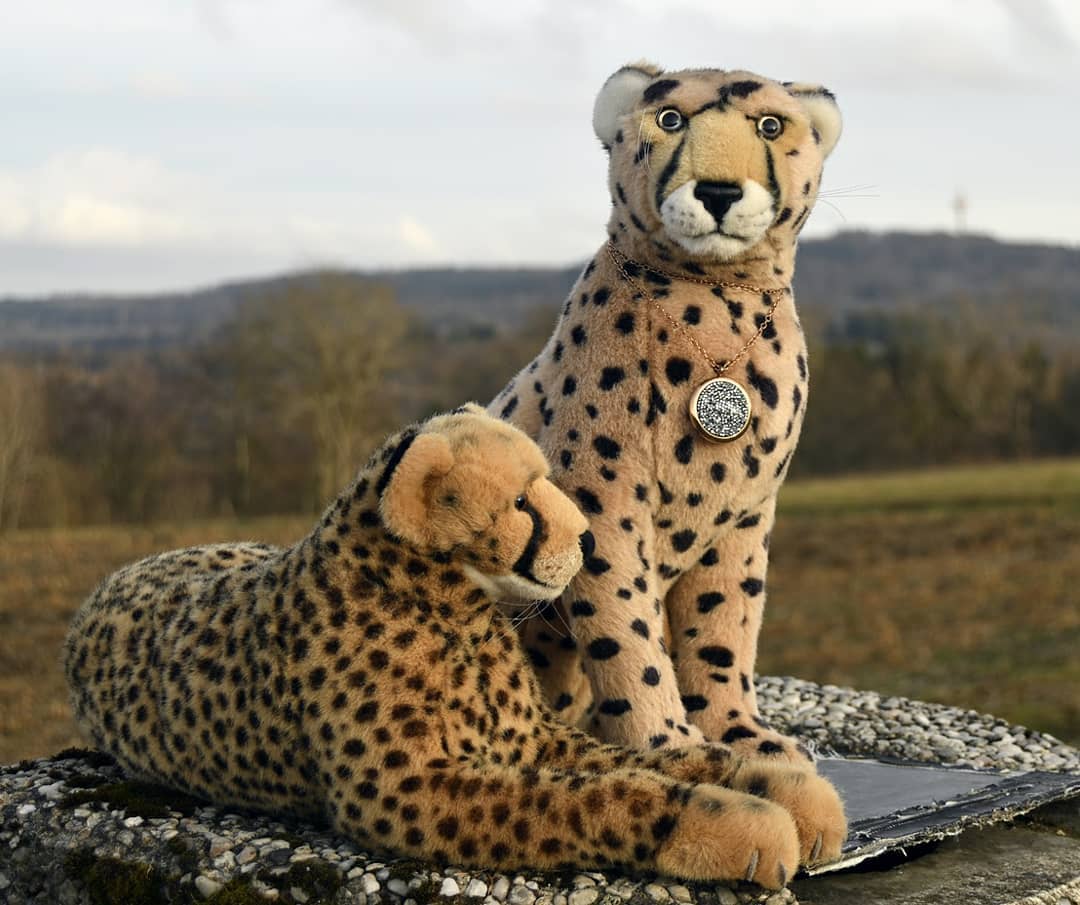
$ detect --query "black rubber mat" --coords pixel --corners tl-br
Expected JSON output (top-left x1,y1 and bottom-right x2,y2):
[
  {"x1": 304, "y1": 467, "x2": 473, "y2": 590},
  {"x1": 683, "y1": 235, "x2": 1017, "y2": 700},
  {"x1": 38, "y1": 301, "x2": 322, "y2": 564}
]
[{"x1": 808, "y1": 757, "x2": 1080, "y2": 874}]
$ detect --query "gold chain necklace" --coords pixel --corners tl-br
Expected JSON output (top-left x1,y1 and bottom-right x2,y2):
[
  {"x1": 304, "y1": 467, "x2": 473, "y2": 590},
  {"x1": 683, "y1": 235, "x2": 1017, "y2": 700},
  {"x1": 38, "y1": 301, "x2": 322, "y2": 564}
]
[{"x1": 606, "y1": 242, "x2": 790, "y2": 442}]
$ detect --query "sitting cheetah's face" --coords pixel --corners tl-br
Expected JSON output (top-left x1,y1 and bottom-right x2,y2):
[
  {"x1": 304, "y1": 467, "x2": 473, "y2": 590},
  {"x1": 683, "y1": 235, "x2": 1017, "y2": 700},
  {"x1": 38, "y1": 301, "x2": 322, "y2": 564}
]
[
  {"x1": 593, "y1": 64, "x2": 841, "y2": 262},
  {"x1": 381, "y1": 405, "x2": 590, "y2": 604}
]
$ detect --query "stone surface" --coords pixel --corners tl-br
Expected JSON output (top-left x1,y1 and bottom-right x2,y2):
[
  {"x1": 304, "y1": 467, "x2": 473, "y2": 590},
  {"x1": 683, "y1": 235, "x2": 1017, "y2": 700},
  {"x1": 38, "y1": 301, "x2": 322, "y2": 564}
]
[
  {"x1": 790, "y1": 800, "x2": 1080, "y2": 905},
  {"x1": 0, "y1": 678, "x2": 1076, "y2": 905}
]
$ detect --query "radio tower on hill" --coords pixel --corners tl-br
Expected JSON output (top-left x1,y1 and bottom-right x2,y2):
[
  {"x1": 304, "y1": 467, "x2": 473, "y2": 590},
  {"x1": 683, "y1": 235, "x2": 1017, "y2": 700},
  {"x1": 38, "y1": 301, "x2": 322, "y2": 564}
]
[{"x1": 953, "y1": 191, "x2": 968, "y2": 233}]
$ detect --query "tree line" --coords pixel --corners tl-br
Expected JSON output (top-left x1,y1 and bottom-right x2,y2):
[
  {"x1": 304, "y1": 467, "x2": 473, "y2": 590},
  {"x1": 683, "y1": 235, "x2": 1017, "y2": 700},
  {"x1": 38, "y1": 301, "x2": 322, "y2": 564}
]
[{"x1": 1, "y1": 274, "x2": 1078, "y2": 532}]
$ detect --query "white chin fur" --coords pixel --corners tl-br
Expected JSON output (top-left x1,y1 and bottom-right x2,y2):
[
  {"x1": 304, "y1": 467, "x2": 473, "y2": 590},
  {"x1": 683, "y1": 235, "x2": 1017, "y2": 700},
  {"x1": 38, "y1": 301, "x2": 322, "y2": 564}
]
[
  {"x1": 660, "y1": 179, "x2": 774, "y2": 261},
  {"x1": 462, "y1": 565, "x2": 564, "y2": 604}
]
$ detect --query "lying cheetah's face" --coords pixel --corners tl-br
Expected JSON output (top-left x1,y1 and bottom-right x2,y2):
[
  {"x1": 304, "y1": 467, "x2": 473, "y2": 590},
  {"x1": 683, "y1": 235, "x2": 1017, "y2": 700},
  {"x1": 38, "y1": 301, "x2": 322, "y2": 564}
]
[
  {"x1": 593, "y1": 64, "x2": 841, "y2": 262},
  {"x1": 381, "y1": 405, "x2": 590, "y2": 603}
]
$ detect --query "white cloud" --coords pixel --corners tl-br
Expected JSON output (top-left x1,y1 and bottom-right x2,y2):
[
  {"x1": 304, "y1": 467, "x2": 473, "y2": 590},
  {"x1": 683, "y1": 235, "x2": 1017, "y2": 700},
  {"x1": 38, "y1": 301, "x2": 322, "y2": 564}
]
[
  {"x1": 50, "y1": 196, "x2": 190, "y2": 245},
  {"x1": 396, "y1": 216, "x2": 445, "y2": 259},
  {"x1": 131, "y1": 69, "x2": 193, "y2": 100},
  {"x1": 0, "y1": 149, "x2": 199, "y2": 246},
  {"x1": 0, "y1": 0, "x2": 1078, "y2": 295}
]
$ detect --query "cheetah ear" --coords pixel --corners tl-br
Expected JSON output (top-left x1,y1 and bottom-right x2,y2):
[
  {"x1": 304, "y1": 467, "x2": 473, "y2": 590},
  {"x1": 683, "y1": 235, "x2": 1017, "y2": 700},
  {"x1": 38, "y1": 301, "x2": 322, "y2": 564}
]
[
  {"x1": 593, "y1": 62, "x2": 662, "y2": 147},
  {"x1": 786, "y1": 84, "x2": 842, "y2": 157},
  {"x1": 379, "y1": 432, "x2": 455, "y2": 548}
]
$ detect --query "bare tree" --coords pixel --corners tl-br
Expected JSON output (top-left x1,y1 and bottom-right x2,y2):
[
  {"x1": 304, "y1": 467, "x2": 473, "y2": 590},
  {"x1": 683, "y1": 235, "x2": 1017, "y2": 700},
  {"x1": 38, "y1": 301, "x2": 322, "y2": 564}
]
[
  {"x1": 0, "y1": 363, "x2": 42, "y2": 532},
  {"x1": 234, "y1": 274, "x2": 412, "y2": 509}
]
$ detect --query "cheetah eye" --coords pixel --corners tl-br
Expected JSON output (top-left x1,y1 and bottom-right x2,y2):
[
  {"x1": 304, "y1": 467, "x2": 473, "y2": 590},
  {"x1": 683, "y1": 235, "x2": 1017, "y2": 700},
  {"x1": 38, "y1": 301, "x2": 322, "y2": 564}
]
[
  {"x1": 656, "y1": 108, "x2": 684, "y2": 132},
  {"x1": 514, "y1": 495, "x2": 527, "y2": 511},
  {"x1": 757, "y1": 115, "x2": 784, "y2": 140}
]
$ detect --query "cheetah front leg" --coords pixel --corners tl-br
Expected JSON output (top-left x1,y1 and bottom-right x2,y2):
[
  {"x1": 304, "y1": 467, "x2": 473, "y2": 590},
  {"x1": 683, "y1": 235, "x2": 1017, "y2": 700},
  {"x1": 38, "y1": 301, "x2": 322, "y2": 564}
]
[
  {"x1": 666, "y1": 498, "x2": 812, "y2": 764},
  {"x1": 532, "y1": 719, "x2": 846, "y2": 868},
  {"x1": 331, "y1": 760, "x2": 798, "y2": 887},
  {"x1": 567, "y1": 509, "x2": 706, "y2": 749}
]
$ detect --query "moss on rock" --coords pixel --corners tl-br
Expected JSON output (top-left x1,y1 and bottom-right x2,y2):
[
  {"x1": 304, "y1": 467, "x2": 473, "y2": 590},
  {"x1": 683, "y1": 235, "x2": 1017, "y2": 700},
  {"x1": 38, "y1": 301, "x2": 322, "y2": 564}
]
[
  {"x1": 275, "y1": 859, "x2": 343, "y2": 903},
  {"x1": 204, "y1": 877, "x2": 269, "y2": 905},
  {"x1": 60, "y1": 779, "x2": 205, "y2": 818},
  {"x1": 64, "y1": 848, "x2": 174, "y2": 905}
]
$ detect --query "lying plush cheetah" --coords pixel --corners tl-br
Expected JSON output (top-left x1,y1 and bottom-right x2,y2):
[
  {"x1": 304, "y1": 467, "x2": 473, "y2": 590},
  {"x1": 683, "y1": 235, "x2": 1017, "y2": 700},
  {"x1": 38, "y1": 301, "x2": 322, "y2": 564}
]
[
  {"x1": 65, "y1": 405, "x2": 844, "y2": 885},
  {"x1": 491, "y1": 64, "x2": 842, "y2": 762}
]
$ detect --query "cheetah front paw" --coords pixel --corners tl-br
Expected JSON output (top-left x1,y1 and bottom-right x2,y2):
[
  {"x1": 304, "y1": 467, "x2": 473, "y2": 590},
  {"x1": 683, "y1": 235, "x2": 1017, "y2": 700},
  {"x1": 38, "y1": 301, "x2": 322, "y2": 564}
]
[
  {"x1": 716, "y1": 721, "x2": 816, "y2": 766},
  {"x1": 731, "y1": 762, "x2": 847, "y2": 866},
  {"x1": 654, "y1": 786, "x2": 799, "y2": 888}
]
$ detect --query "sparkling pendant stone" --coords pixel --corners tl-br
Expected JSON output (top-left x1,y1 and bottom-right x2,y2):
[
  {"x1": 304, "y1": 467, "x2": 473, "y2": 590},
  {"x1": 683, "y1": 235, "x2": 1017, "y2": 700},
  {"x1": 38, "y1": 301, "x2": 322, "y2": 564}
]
[{"x1": 689, "y1": 377, "x2": 752, "y2": 442}]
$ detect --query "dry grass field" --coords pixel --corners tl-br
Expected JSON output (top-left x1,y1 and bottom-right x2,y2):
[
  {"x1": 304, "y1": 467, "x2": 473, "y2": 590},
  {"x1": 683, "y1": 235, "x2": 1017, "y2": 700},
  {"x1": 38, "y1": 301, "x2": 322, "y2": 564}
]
[{"x1": 1, "y1": 459, "x2": 1077, "y2": 764}]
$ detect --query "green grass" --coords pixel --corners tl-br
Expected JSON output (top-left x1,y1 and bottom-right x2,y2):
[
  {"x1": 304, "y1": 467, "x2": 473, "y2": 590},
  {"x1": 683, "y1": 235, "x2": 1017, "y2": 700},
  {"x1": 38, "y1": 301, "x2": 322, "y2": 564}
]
[
  {"x1": 1, "y1": 458, "x2": 1076, "y2": 763},
  {"x1": 781, "y1": 457, "x2": 1080, "y2": 514},
  {"x1": 765, "y1": 458, "x2": 1080, "y2": 743}
]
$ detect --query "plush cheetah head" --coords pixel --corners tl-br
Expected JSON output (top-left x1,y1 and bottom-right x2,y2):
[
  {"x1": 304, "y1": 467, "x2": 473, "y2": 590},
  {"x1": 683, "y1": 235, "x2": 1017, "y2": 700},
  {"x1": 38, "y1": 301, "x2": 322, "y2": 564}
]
[
  {"x1": 593, "y1": 63, "x2": 841, "y2": 263},
  {"x1": 380, "y1": 404, "x2": 591, "y2": 603}
]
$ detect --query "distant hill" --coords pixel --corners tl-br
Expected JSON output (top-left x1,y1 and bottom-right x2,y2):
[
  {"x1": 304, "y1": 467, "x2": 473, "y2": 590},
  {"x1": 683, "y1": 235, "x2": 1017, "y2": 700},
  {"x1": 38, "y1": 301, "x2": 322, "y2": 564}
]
[{"x1": 2, "y1": 231, "x2": 1078, "y2": 356}]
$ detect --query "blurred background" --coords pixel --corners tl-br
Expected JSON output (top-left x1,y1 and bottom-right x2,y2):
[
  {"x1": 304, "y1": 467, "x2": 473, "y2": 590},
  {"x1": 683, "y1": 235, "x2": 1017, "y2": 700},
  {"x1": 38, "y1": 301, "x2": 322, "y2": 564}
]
[{"x1": 1, "y1": 0, "x2": 1077, "y2": 762}]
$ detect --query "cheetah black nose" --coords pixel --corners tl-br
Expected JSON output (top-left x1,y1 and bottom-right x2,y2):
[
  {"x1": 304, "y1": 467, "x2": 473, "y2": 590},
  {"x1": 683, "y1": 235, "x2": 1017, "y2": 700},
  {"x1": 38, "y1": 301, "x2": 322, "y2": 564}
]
[
  {"x1": 694, "y1": 181, "x2": 743, "y2": 223},
  {"x1": 579, "y1": 530, "x2": 595, "y2": 559}
]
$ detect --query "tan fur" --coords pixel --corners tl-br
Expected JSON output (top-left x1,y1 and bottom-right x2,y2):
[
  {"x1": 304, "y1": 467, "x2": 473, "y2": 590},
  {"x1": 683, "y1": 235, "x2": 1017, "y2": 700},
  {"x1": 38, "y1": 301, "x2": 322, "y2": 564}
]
[
  {"x1": 64, "y1": 404, "x2": 845, "y2": 884},
  {"x1": 488, "y1": 65, "x2": 843, "y2": 781}
]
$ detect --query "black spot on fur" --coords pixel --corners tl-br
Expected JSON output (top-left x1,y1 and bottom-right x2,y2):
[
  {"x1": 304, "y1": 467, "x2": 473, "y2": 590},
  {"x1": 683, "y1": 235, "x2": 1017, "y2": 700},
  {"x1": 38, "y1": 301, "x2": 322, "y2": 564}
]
[
  {"x1": 727, "y1": 79, "x2": 762, "y2": 98},
  {"x1": 584, "y1": 556, "x2": 611, "y2": 575},
  {"x1": 665, "y1": 357, "x2": 693, "y2": 386},
  {"x1": 699, "y1": 646, "x2": 734, "y2": 667},
  {"x1": 587, "y1": 638, "x2": 621, "y2": 660},
  {"x1": 741, "y1": 577, "x2": 764, "y2": 596},
  {"x1": 743, "y1": 445, "x2": 760, "y2": 478},
  {"x1": 697, "y1": 592, "x2": 725, "y2": 613},
  {"x1": 571, "y1": 488, "x2": 601, "y2": 516},
  {"x1": 571, "y1": 599, "x2": 595, "y2": 617},
  {"x1": 599, "y1": 698, "x2": 632, "y2": 716},
  {"x1": 671, "y1": 530, "x2": 696, "y2": 552},
  {"x1": 723, "y1": 726, "x2": 758, "y2": 744},
  {"x1": 746, "y1": 362, "x2": 779, "y2": 408},
  {"x1": 643, "y1": 78, "x2": 680, "y2": 102},
  {"x1": 593, "y1": 436, "x2": 621, "y2": 459},
  {"x1": 674, "y1": 435, "x2": 694, "y2": 465},
  {"x1": 599, "y1": 367, "x2": 626, "y2": 390},
  {"x1": 646, "y1": 381, "x2": 667, "y2": 426}
]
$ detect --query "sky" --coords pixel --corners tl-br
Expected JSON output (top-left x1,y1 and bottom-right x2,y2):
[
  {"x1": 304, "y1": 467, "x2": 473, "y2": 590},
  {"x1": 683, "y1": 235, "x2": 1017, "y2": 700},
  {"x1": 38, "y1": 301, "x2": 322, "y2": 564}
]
[{"x1": 1, "y1": 0, "x2": 1078, "y2": 296}]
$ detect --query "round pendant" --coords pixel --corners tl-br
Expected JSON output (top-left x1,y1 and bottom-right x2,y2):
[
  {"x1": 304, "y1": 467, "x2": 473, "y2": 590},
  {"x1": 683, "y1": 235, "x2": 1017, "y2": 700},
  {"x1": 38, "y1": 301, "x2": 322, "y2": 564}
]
[{"x1": 689, "y1": 377, "x2": 752, "y2": 442}]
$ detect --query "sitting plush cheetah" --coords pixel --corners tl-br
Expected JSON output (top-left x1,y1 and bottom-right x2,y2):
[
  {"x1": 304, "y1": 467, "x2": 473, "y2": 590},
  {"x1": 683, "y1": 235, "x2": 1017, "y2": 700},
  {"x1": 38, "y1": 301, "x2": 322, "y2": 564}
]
[
  {"x1": 65, "y1": 405, "x2": 844, "y2": 885},
  {"x1": 490, "y1": 64, "x2": 841, "y2": 763}
]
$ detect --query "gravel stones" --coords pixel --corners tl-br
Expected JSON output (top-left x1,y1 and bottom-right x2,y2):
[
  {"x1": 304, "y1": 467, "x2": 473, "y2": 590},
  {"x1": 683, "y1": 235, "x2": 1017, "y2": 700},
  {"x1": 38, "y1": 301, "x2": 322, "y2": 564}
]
[
  {"x1": 1, "y1": 677, "x2": 1076, "y2": 905},
  {"x1": 756, "y1": 676, "x2": 1080, "y2": 773}
]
